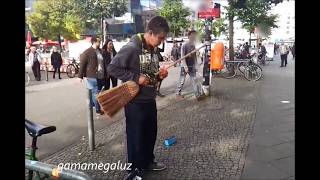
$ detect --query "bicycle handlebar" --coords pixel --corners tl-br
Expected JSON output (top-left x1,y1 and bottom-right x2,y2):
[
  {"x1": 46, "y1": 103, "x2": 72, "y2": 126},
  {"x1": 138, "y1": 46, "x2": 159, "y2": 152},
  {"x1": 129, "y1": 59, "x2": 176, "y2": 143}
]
[{"x1": 26, "y1": 159, "x2": 93, "y2": 180}]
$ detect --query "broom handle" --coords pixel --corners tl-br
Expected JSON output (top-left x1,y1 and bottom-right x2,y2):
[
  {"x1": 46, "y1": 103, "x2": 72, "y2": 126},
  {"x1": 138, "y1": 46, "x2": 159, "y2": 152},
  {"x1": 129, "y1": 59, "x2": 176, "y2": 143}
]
[{"x1": 165, "y1": 44, "x2": 206, "y2": 70}]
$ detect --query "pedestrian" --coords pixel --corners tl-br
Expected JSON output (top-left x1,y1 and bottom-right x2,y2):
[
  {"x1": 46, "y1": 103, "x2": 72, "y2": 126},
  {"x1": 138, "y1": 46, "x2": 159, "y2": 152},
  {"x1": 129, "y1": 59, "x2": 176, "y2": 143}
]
[
  {"x1": 51, "y1": 46, "x2": 63, "y2": 79},
  {"x1": 29, "y1": 46, "x2": 42, "y2": 81},
  {"x1": 107, "y1": 16, "x2": 169, "y2": 180},
  {"x1": 291, "y1": 42, "x2": 295, "y2": 60},
  {"x1": 155, "y1": 43, "x2": 165, "y2": 97},
  {"x1": 78, "y1": 36, "x2": 104, "y2": 115},
  {"x1": 279, "y1": 42, "x2": 289, "y2": 67},
  {"x1": 171, "y1": 41, "x2": 180, "y2": 62},
  {"x1": 244, "y1": 42, "x2": 250, "y2": 55},
  {"x1": 102, "y1": 39, "x2": 118, "y2": 91},
  {"x1": 176, "y1": 30, "x2": 204, "y2": 100},
  {"x1": 258, "y1": 43, "x2": 267, "y2": 65}
]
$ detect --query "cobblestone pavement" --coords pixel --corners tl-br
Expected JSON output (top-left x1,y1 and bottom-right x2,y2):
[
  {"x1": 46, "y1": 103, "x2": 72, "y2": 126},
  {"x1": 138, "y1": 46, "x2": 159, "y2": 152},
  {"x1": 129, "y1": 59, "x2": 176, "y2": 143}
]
[{"x1": 44, "y1": 75, "x2": 261, "y2": 180}]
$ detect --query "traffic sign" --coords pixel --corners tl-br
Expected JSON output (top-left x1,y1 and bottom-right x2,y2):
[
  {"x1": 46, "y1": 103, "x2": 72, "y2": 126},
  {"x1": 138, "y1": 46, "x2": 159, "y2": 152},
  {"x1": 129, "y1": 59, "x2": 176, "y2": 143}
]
[{"x1": 198, "y1": 3, "x2": 220, "y2": 19}]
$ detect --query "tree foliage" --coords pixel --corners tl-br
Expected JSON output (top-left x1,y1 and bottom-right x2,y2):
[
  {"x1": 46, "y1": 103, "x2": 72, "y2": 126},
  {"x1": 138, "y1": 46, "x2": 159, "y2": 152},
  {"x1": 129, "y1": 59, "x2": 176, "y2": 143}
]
[
  {"x1": 237, "y1": 0, "x2": 278, "y2": 37},
  {"x1": 26, "y1": 0, "x2": 128, "y2": 40},
  {"x1": 27, "y1": 0, "x2": 84, "y2": 40},
  {"x1": 158, "y1": 0, "x2": 191, "y2": 37}
]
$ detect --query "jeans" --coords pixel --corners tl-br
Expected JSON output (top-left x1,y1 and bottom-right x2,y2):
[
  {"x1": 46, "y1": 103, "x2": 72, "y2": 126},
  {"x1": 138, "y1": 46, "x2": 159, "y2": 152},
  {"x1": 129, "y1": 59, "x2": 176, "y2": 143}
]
[
  {"x1": 124, "y1": 100, "x2": 157, "y2": 171},
  {"x1": 85, "y1": 78, "x2": 101, "y2": 112},
  {"x1": 176, "y1": 66, "x2": 203, "y2": 97},
  {"x1": 280, "y1": 54, "x2": 288, "y2": 67}
]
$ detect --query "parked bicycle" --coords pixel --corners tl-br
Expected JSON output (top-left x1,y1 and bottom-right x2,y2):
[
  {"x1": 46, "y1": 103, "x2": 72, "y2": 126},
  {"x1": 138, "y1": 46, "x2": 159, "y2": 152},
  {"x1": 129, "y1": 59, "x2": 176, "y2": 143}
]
[
  {"x1": 66, "y1": 58, "x2": 80, "y2": 78},
  {"x1": 25, "y1": 119, "x2": 93, "y2": 180},
  {"x1": 237, "y1": 54, "x2": 263, "y2": 81}
]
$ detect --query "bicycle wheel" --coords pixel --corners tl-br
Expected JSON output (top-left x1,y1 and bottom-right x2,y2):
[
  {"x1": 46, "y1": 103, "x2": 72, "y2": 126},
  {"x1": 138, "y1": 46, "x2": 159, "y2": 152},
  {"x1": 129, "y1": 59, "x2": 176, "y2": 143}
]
[
  {"x1": 66, "y1": 64, "x2": 76, "y2": 78},
  {"x1": 25, "y1": 73, "x2": 30, "y2": 86},
  {"x1": 237, "y1": 62, "x2": 246, "y2": 74},
  {"x1": 221, "y1": 62, "x2": 236, "y2": 79},
  {"x1": 243, "y1": 63, "x2": 263, "y2": 81}
]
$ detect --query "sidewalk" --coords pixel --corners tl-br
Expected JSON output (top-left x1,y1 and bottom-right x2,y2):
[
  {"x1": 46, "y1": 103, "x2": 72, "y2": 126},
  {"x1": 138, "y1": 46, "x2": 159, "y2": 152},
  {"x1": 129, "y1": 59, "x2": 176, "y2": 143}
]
[{"x1": 43, "y1": 70, "x2": 261, "y2": 179}]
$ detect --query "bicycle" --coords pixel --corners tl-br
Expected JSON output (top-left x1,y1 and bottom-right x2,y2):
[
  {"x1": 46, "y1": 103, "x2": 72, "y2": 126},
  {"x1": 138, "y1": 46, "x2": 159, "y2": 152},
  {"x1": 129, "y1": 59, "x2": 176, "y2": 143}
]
[
  {"x1": 66, "y1": 58, "x2": 80, "y2": 78},
  {"x1": 25, "y1": 119, "x2": 56, "y2": 179},
  {"x1": 25, "y1": 119, "x2": 93, "y2": 180},
  {"x1": 237, "y1": 57, "x2": 263, "y2": 81}
]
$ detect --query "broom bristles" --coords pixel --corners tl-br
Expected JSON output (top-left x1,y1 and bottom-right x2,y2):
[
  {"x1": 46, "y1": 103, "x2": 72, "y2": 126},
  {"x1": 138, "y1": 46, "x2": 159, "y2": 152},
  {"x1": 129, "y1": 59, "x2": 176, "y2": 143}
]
[{"x1": 97, "y1": 81, "x2": 139, "y2": 118}]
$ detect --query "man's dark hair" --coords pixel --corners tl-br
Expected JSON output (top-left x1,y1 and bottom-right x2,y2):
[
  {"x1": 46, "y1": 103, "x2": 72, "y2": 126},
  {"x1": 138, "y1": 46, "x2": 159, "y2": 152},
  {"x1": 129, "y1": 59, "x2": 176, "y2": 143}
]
[
  {"x1": 146, "y1": 16, "x2": 169, "y2": 35},
  {"x1": 188, "y1": 30, "x2": 197, "y2": 37},
  {"x1": 91, "y1": 36, "x2": 100, "y2": 45}
]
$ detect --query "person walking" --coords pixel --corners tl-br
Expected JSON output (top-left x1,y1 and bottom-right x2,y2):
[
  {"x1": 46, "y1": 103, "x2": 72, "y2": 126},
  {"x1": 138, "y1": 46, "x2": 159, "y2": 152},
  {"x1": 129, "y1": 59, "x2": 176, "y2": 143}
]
[
  {"x1": 102, "y1": 39, "x2": 118, "y2": 91},
  {"x1": 258, "y1": 43, "x2": 267, "y2": 65},
  {"x1": 29, "y1": 46, "x2": 42, "y2": 81},
  {"x1": 107, "y1": 16, "x2": 169, "y2": 180},
  {"x1": 291, "y1": 42, "x2": 295, "y2": 60},
  {"x1": 176, "y1": 30, "x2": 204, "y2": 100},
  {"x1": 78, "y1": 37, "x2": 104, "y2": 115},
  {"x1": 51, "y1": 46, "x2": 63, "y2": 79},
  {"x1": 280, "y1": 42, "x2": 289, "y2": 67}
]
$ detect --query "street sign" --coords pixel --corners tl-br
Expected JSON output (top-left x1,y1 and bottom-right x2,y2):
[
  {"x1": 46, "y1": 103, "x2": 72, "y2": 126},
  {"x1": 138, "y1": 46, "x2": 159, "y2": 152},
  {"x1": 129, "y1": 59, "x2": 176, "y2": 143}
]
[{"x1": 198, "y1": 5, "x2": 220, "y2": 19}]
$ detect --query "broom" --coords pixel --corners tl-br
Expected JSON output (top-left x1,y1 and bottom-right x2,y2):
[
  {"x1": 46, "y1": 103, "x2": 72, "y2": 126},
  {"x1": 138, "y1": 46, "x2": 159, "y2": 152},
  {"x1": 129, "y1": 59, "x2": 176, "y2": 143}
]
[{"x1": 97, "y1": 44, "x2": 206, "y2": 118}]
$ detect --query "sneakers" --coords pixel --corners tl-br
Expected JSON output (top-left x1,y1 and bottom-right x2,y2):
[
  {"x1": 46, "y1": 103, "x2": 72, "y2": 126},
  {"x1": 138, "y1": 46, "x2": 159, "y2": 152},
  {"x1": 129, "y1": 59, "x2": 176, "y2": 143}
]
[
  {"x1": 142, "y1": 161, "x2": 166, "y2": 171},
  {"x1": 125, "y1": 169, "x2": 143, "y2": 180},
  {"x1": 96, "y1": 110, "x2": 104, "y2": 115}
]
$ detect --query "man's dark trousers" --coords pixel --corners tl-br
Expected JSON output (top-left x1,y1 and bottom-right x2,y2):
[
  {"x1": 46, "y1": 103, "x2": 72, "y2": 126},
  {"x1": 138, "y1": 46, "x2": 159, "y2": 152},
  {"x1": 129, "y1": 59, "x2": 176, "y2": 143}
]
[
  {"x1": 280, "y1": 54, "x2": 288, "y2": 67},
  {"x1": 32, "y1": 61, "x2": 41, "y2": 81},
  {"x1": 124, "y1": 100, "x2": 157, "y2": 171}
]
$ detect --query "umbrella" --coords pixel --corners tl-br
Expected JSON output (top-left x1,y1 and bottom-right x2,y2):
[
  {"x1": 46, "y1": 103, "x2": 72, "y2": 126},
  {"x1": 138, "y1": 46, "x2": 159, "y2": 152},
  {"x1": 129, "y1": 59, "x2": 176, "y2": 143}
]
[
  {"x1": 45, "y1": 40, "x2": 59, "y2": 46},
  {"x1": 32, "y1": 41, "x2": 43, "y2": 45}
]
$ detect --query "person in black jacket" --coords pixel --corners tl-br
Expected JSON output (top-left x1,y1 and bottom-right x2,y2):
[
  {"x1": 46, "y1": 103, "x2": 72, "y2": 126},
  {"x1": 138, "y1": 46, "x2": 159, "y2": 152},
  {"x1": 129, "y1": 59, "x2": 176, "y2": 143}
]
[
  {"x1": 107, "y1": 16, "x2": 169, "y2": 179},
  {"x1": 51, "y1": 46, "x2": 63, "y2": 79},
  {"x1": 102, "y1": 39, "x2": 118, "y2": 90}
]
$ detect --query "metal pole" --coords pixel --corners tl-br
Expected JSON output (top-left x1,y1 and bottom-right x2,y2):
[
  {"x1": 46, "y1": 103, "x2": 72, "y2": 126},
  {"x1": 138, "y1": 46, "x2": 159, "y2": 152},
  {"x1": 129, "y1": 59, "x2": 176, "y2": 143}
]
[
  {"x1": 87, "y1": 89, "x2": 95, "y2": 151},
  {"x1": 45, "y1": 62, "x2": 48, "y2": 81},
  {"x1": 25, "y1": 159, "x2": 93, "y2": 180},
  {"x1": 202, "y1": 17, "x2": 213, "y2": 96}
]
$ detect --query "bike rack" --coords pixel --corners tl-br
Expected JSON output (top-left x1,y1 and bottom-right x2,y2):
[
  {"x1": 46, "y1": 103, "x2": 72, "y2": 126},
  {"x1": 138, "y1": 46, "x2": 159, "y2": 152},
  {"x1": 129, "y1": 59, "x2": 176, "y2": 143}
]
[{"x1": 25, "y1": 159, "x2": 93, "y2": 180}]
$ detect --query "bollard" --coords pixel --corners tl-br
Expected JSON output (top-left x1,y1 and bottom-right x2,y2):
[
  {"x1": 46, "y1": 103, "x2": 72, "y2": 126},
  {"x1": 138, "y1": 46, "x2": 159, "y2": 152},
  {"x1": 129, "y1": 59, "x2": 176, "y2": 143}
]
[
  {"x1": 87, "y1": 89, "x2": 95, "y2": 151},
  {"x1": 45, "y1": 63, "x2": 49, "y2": 81}
]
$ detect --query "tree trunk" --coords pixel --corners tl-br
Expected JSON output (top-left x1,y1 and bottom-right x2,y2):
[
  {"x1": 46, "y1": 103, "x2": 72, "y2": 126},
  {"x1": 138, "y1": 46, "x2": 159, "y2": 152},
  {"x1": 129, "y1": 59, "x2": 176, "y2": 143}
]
[
  {"x1": 228, "y1": 14, "x2": 234, "y2": 61},
  {"x1": 249, "y1": 32, "x2": 251, "y2": 46}
]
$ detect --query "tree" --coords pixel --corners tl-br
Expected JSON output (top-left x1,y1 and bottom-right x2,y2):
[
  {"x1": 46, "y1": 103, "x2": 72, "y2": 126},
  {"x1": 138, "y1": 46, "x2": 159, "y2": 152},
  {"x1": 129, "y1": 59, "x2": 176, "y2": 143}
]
[
  {"x1": 237, "y1": 0, "x2": 278, "y2": 45},
  {"x1": 212, "y1": 18, "x2": 228, "y2": 38},
  {"x1": 225, "y1": 0, "x2": 284, "y2": 60},
  {"x1": 75, "y1": 0, "x2": 128, "y2": 35},
  {"x1": 158, "y1": 0, "x2": 191, "y2": 38},
  {"x1": 27, "y1": 0, "x2": 84, "y2": 41}
]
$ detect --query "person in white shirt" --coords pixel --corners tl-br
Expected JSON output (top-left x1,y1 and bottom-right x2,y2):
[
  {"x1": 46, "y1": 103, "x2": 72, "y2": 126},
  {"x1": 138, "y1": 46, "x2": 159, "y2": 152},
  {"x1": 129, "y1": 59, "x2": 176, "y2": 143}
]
[
  {"x1": 279, "y1": 42, "x2": 289, "y2": 67},
  {"x1": 28, "y1": 46, "x2": 42, "y2": 81}
]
